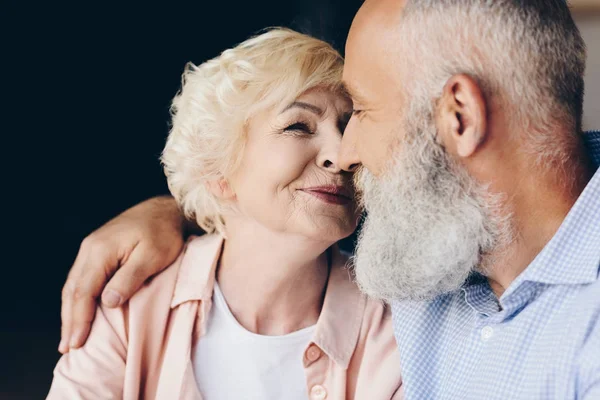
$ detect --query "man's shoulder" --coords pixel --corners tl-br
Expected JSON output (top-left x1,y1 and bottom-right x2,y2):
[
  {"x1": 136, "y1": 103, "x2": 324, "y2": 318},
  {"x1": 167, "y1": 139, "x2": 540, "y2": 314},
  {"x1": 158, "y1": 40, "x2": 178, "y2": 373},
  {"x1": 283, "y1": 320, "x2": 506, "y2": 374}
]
[
  {"x1": 563, "y1": 278, "x2": 600, "y2": 322},
  {"x1": 578, "y1": 277, "x2": 600, "y2": 299}
]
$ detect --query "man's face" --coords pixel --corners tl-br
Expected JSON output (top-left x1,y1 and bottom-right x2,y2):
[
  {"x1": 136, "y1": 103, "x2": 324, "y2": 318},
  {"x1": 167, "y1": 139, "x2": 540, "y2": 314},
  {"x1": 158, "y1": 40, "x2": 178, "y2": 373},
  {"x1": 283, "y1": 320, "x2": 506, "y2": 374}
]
[{"x1": 340, "y1": 0, "x2": 513, "y2": 301}]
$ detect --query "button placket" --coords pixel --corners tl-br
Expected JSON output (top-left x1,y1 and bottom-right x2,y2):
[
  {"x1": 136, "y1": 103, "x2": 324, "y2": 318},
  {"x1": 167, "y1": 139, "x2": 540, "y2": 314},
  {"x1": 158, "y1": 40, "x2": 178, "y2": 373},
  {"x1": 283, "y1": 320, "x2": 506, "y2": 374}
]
[{"x1": 304, "y1": 343, "x2": 329, "y2": 399}]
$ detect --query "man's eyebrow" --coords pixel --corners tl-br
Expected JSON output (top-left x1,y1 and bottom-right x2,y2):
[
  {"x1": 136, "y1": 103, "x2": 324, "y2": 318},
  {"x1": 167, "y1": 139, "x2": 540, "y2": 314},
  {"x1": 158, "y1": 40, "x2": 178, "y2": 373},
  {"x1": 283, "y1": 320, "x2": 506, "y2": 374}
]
[{"x1": 281, "y1": 101, "x2": 324, "y2": 115}]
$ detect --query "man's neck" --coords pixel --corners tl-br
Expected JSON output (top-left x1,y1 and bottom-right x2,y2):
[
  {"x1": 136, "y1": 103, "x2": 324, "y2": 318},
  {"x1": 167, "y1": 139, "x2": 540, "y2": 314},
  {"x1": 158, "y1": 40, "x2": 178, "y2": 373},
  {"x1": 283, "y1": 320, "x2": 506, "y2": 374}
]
[
  {"x1": 217, "y1": 219, "x2": 332, "y2": 335},
  {"x1": 485, "y1": 154, "x2": 594, "y2": 298}
]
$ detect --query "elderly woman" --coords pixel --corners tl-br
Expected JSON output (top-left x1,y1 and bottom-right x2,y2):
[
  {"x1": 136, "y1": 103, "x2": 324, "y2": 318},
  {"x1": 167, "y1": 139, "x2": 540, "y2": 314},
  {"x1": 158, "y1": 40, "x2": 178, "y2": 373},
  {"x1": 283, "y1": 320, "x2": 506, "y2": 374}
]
[{"x1": 48, "y1": 28, "x2": 402, "y2": 399}]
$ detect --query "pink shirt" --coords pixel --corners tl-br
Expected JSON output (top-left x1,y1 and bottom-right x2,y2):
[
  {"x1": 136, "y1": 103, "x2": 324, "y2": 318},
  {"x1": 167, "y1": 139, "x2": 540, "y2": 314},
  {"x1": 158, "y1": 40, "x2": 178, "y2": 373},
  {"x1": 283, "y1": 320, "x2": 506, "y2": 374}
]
[{"x1": 48, "y1": 235, "x2": 403, "y2": 399}]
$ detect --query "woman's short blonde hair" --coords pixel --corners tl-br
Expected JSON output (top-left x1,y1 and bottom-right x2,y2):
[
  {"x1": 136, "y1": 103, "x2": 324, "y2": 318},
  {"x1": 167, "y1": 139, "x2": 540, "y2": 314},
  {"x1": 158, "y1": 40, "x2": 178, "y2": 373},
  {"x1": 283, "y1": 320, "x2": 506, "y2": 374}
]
[{"x1": 161, "y1": 28, "x2": 344, "y2": 234}]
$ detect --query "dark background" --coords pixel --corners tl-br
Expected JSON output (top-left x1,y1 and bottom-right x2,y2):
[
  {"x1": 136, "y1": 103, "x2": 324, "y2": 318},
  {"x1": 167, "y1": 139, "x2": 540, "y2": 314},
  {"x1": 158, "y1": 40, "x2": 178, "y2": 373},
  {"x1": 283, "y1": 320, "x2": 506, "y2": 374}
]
[{"x1": 3, "y1": 1, "x2": 362, "y2": 398}]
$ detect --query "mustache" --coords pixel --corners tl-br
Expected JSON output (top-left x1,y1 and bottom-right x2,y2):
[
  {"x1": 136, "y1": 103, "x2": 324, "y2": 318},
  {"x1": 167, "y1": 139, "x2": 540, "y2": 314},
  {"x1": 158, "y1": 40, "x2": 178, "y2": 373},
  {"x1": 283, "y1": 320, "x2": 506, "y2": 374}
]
[{"x1": 352, "y1": 165, "x2": 366, "y2": 189}]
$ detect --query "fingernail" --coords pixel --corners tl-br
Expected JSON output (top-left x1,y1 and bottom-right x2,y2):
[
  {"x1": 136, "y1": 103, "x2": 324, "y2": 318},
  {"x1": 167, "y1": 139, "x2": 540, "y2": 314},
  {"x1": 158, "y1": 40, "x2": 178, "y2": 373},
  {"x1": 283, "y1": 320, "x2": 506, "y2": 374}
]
[
  {"x1": 58, "y1": 339, "x2": 68, "y2": 353},
  {"x1": 102, "y1": 289, "x2": 122, "y2": 308}
]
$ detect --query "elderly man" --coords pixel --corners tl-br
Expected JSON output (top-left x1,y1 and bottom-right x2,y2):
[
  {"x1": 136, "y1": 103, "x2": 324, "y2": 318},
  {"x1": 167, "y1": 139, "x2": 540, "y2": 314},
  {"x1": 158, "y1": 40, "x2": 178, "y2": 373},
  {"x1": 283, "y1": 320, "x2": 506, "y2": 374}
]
[
  {"x1": 61, "y1": 0, "x2": 599, "y2": 398},
  {"x1": 338, "y1": 0, "x2": 600, "y2": 398}
]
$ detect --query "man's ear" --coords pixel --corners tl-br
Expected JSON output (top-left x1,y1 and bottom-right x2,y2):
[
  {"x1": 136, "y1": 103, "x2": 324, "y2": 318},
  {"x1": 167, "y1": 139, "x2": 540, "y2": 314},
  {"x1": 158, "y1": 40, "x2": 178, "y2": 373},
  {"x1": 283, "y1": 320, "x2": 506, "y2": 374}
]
[
  {"x1": 204, "y1": 178, "x2": 236, "y2": 200},
  {"x1": 436, "y1": 74, "x2": 488, "y2": 159}
]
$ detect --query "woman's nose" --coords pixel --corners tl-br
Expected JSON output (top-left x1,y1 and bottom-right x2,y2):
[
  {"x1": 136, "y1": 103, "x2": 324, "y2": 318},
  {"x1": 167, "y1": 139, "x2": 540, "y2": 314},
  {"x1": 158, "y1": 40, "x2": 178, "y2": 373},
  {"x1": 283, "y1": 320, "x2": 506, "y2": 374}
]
[
  {"x1": 317, "y1": 132, "x2": 343, "y2": 173},
  {"x1": 318, "y1": 154, "x2": 342, "y2": 173},
  {"x1": 317, "y1": 119, "x2": 360, "y2": 173},
  {"x1": 319, "y1": 151, "x2": 359, "y2": 172}
]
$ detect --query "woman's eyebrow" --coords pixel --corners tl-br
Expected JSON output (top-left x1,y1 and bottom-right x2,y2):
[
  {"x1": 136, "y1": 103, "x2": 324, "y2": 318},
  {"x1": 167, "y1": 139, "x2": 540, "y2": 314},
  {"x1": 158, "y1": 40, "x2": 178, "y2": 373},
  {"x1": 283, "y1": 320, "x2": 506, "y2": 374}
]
[{"x1": 281, "y1": 101, "x2": 324, "y2": 116}]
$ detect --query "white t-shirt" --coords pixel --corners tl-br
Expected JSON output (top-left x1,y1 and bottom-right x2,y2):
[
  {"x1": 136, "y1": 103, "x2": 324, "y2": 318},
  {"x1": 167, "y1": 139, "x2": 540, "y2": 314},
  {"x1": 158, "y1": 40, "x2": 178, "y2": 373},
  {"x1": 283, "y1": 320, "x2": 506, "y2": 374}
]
[{"x1": 192, "y1": 283, "x2": 315, "y2": 400}]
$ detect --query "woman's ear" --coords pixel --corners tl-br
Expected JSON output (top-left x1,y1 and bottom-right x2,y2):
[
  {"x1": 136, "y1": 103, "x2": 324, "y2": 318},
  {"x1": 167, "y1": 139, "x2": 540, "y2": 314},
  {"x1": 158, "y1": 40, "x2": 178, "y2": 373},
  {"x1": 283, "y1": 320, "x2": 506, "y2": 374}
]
[
  {"x1": 205, "y1": 178, "x2": 236, "y2": 200},
  {"x1": 436, "y1": 74, "x2": 488, "y2": 159}
]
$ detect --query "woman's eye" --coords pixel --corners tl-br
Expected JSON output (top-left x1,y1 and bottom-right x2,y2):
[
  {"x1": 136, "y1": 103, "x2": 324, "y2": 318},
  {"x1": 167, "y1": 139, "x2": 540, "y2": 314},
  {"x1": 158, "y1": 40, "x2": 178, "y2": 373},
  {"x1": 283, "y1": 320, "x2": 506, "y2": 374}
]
[
  {"x1": 352, "y1": 109, "x2": 364, "y2": 117},
  {"x1": 284, "y1": 122, "x2": 313, "y2": 134}
]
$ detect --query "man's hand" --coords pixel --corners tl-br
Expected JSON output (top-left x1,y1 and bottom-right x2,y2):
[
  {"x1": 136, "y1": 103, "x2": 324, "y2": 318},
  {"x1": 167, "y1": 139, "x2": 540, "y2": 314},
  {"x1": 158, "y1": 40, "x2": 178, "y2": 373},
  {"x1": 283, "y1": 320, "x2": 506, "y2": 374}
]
[{"x1": 59, "y1": 196, "x2": 188, "y2": 353}]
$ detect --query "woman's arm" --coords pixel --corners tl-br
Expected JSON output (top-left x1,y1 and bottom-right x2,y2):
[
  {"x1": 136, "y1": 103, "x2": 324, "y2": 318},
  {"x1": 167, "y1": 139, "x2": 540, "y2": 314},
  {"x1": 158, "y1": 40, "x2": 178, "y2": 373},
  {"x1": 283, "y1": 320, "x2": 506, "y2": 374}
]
[{"x1": 59, "y1": 196, "x2": 199, "y2": 353}]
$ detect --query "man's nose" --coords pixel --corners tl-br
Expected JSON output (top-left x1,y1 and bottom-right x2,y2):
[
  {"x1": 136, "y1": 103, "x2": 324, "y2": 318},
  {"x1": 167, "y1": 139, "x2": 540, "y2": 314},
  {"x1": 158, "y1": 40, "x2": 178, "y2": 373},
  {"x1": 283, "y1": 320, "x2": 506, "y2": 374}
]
[{"x1": 339, "y1": 123, "x2": 361, "y2": 172}]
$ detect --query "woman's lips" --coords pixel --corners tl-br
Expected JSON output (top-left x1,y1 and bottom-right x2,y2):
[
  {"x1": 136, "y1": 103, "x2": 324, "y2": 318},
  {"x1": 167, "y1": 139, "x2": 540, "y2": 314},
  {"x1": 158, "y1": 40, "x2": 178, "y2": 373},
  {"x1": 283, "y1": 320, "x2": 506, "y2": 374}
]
[{"x1": 300, "y1": 186, "x2": 353, "y2": 205}]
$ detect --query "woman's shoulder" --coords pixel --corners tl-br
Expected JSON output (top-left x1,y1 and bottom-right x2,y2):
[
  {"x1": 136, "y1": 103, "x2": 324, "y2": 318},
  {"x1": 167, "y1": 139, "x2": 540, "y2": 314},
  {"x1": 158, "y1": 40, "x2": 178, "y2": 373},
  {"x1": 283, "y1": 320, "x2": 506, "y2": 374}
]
[
  {"x1": 48, "y1": 240, "x2": 200, "y2": 399},
  {"x1": 77, "y1": 237, "x2": 218, "y2": 356},
  {"x1": 124, "y1": 251, "x2": 184, "y2": 312},
  {"x1": 96, "y1": 245, "x2": 188, "y2": 335},
  {"x1": 125, "y1": 234, "x2": 222, "y2": 313}
]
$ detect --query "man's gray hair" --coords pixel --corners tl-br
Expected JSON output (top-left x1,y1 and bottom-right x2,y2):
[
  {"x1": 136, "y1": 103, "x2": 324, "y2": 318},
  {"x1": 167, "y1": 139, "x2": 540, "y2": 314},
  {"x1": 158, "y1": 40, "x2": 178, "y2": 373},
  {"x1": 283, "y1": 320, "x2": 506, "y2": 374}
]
[{"x1": 399, "y1": 0, "x2": 586, "y2": 163}]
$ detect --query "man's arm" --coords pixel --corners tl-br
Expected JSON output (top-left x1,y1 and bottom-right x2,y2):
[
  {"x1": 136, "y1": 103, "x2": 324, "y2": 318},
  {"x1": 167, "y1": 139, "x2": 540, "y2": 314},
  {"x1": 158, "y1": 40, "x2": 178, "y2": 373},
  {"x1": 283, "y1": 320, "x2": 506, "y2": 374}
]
[{"x1": 59, "y1": 196, "x2": 198, "y2": 353}]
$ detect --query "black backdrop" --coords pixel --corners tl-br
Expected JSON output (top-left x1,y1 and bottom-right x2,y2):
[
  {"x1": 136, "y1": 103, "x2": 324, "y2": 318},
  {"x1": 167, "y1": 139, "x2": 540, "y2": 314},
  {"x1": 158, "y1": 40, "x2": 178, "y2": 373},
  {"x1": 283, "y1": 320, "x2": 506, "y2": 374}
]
[{"x1": 3, "y1": 1, "x2": 362, "y2": 397}]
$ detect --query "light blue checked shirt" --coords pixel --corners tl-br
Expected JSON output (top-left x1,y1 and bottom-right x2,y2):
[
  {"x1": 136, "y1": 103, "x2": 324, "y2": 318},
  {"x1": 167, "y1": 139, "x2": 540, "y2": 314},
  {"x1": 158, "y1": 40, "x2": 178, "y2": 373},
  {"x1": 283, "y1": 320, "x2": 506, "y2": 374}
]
[{"x1": 392, "y1": 130, "x2": 600, "y2": 399}]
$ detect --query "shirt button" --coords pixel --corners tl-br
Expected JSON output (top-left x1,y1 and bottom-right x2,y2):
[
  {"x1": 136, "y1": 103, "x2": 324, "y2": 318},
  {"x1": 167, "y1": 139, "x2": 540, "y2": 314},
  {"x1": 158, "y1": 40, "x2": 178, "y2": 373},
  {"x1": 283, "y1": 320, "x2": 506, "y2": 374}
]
[
  {"x1": 306, "y1": 344, "x2": 322, "y2": 362},
  {"x1": 481, "y1": 326, "x2": 494, "y2": 341},
  {"x1": 310, "y1": 385, "x2": 327, "y2": 400}
]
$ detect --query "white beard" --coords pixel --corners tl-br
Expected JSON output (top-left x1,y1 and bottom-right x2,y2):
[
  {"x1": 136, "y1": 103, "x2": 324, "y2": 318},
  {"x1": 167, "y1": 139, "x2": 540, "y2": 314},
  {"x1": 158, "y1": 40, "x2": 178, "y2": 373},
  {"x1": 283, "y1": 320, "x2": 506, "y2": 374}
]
[{"x1": 352, "y1": 102, "x2": 513, "y2": 302}]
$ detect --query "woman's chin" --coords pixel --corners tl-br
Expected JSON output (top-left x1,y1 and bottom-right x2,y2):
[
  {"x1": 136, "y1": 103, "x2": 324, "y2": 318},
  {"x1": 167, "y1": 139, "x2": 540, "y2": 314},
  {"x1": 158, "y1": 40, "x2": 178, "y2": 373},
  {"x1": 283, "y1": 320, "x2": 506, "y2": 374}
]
[{"x1": 300, "y1": 219, "x2": 357, "y2": 244}]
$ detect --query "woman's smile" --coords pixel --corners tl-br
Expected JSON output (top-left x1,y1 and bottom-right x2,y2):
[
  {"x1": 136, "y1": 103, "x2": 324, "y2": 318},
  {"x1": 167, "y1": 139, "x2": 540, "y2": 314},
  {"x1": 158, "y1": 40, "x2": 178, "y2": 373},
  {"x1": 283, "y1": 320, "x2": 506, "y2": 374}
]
[{"x1": 298, "y1": 185, "x2": 353, "y2": 205}]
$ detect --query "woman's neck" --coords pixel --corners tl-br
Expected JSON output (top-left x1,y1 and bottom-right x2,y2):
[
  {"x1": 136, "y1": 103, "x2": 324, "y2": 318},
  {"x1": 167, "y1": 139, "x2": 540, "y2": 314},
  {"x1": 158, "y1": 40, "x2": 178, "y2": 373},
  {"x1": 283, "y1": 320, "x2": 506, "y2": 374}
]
[{"x1": 216, "y1": 220, "x2": 333, "y2": 336}]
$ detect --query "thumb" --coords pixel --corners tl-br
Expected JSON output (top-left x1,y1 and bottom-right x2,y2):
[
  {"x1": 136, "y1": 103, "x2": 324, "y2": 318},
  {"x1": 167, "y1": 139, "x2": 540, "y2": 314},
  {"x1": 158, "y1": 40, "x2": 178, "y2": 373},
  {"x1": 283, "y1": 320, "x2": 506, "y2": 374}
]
[{"x1": 101, "y1": 245, "x2": 167, "y2": 307}]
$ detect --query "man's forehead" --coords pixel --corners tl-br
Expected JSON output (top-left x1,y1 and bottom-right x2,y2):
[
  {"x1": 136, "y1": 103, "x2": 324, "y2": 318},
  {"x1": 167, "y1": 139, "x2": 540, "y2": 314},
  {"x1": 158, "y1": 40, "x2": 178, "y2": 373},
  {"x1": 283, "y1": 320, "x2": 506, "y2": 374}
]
[
  {"x1": 343, "y1": 0, "x2": 405, "y2": 102},
  {"x1": 345, "y1": 0, "x2": 405, "y2": 62},
  {"x1": 350, "y1": 0, "x2": 405, "y2": 36}
]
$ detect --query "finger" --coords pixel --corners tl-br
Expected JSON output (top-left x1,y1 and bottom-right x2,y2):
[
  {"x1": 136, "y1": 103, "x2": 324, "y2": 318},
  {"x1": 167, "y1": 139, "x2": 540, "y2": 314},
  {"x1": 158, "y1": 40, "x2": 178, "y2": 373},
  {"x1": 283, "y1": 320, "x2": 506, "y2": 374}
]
[
  {"x1": 68, "y1": 242, "x2": 118, "y2": 349},
  {"x1": 68, "y1": 288, "x2": 97, "y2": 349},
  {"x1": 60, "y1": 284, "x2": 74, "y2": 354},
  {"x1": 101, "y1": 245, "x2": 162, "y2": 308},
  {"x1": 59, "y1": 248, "x2": 89, "y2": 353},
  {"x1": 68, "y1": 263, "x2": 106, "y2": 349}
]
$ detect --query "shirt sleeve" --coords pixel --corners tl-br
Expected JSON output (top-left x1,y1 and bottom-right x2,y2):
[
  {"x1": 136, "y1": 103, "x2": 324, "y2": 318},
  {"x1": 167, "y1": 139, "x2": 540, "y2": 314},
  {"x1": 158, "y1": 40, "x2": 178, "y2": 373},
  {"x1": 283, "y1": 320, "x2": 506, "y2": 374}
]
[{"x1": 46, "y1": 304, "x2": 128, "y2": 399}]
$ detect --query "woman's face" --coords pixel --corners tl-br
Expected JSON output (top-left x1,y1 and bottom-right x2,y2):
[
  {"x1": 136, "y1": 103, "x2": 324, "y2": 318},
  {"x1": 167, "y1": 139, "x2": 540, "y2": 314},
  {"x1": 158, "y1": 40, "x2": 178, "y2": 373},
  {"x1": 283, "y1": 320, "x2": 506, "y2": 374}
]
[{"x1": 227, "y1": 87, "x2": 359, "y2": 242}]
